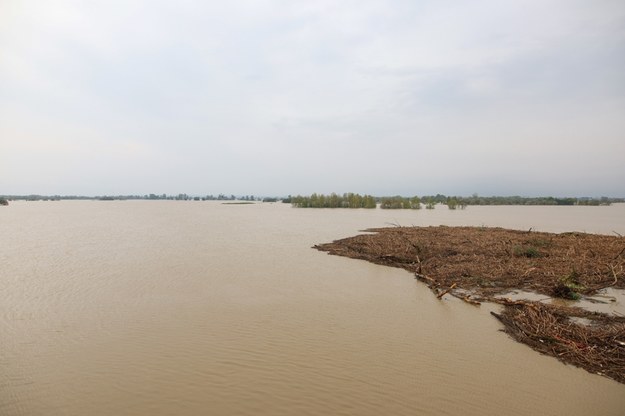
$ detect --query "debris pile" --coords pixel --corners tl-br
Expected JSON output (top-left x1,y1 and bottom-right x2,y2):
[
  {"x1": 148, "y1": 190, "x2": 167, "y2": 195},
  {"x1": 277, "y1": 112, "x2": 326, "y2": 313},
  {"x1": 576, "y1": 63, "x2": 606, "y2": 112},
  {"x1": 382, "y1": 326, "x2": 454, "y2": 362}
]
[{"x1": 315, "y1": 226, "x2": 625, "y2": 384}]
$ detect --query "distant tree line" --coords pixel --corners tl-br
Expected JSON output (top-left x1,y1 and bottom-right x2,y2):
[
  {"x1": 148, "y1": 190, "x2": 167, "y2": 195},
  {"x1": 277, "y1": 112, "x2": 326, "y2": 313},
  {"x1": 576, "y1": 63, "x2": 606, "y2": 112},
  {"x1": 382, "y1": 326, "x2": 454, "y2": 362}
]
[
  {"x1": 290, "y1": 194, "x2": 428, "y2": 209},
  {"x1": 0, "y1": 193, "x2": 268, "y2": 202},
  {"x1": 2, "y1": 193, "x2": 622, "y2": 207},
  {"x1": 379, "y1": 196, "x2": 421, "y2": 209},
  {"x1": 291, "y1": 193, "x2": 377, "y2": 208},
  {"x1": 287, "y1": 193, "x2": 623, "y2": 209},
  {"x1": 144, "y1": 193, "x2": 240, "y2": 201},
  {"x1": 440, "y1": 194, "x2": 622, "y2": 206}
]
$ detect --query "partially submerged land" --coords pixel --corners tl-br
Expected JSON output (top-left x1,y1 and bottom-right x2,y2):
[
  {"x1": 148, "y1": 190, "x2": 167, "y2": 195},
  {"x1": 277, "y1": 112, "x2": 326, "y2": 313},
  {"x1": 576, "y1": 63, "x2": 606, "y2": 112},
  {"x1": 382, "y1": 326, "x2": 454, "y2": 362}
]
[
  {"x1": 289, "y1": 193, "x2": 623, "y2": 208},
  {"x1": 315, "y1": 226, "x2": 625, "y2": 384},
  {"x1": 3, "y1": 193, "x2": 622, "y2": 206}
]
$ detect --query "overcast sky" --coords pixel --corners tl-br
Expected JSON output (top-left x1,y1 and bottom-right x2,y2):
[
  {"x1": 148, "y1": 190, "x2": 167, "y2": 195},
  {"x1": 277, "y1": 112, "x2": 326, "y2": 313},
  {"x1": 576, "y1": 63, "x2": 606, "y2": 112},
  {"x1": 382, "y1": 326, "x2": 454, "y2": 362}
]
[{"x1": 1, "y1": 0, "x2": 624, "y2": 197}]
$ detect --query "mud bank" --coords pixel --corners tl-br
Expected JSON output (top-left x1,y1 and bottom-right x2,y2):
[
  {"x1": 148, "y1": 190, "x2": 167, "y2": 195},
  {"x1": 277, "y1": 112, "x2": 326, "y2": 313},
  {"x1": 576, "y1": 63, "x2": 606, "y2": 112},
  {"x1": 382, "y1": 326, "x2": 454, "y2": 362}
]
[{"x1": 315, "y1": 226, "x2": 625, "y2": 384}]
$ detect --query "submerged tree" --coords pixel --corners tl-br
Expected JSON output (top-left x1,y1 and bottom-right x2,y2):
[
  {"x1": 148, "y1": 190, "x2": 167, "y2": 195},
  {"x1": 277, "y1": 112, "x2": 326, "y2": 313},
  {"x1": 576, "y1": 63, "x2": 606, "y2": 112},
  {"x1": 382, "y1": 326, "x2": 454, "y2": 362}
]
[
  {"x1": 424, "y1": 197, "x2": 435, "y2": 209},
  {"x1": 291, "y1": 193, "x2": 376, "y2": 208},
  {"x1": 380, "y1": 196, "x2": 421, "y2": 209}
]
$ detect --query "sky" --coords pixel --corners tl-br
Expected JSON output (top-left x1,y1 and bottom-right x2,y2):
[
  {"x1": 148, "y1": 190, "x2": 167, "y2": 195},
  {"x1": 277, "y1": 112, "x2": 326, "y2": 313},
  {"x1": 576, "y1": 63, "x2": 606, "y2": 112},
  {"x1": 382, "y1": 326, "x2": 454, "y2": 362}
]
[{"x1": 1, "y1": 0, "x2": 624, "y2": 197}]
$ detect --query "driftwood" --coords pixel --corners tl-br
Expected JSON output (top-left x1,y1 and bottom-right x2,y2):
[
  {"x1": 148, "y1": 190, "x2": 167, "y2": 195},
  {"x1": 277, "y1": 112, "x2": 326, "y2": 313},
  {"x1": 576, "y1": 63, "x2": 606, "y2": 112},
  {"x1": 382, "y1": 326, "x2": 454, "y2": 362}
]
[
  {"x1": 316, "y1": 226, "x2": 625, "y2": 298},
  {"x1": 462, "y1": 296, "x2": 481, "y2": 306},
  {"x1": 437, "y1": 282, "x2": 457, "y2": 299},
  {"x1": 490, "y1": 299, "x2": 625, "y2": 384},
  {"x1": 315, "y1": 225, "x2": 625, "y2": 384}
]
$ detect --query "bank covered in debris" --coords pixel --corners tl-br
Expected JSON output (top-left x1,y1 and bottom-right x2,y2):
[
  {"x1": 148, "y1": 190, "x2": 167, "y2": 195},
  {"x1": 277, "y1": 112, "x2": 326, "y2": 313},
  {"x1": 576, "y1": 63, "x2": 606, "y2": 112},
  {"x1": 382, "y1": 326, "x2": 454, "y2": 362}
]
[{"x1": 315, "y1": 226, "x2": 625, "y2": 384}]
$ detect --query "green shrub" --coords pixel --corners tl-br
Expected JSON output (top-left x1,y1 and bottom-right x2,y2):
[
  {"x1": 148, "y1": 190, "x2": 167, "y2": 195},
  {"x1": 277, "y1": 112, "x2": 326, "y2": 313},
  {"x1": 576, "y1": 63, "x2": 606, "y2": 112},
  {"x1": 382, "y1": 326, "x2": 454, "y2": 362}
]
[{"x1": 513, "y1": 245, "x2": 541, "y2": 258}]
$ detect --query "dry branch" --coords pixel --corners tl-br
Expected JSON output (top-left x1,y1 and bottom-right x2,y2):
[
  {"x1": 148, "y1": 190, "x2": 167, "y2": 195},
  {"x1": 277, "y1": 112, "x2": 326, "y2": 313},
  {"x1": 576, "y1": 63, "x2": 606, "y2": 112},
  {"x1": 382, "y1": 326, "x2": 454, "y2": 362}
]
[{"x1": 437, "y1": 282, "x2": 457, "y2": 299}]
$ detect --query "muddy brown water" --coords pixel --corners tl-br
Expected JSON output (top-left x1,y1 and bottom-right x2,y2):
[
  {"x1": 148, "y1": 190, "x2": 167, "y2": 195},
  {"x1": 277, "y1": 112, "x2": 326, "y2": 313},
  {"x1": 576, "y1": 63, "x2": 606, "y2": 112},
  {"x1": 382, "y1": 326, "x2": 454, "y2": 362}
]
[{"x1": 1, "y1": 201, "x2": 625, "y2": 415}]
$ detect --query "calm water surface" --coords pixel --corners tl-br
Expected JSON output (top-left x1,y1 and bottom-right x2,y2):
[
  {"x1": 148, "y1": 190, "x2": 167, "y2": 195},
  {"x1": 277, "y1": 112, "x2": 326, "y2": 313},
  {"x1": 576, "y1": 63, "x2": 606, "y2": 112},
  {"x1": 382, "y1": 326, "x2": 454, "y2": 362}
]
[{"x1": 1, "y1": 201, "x2": 625, "y2": 415}]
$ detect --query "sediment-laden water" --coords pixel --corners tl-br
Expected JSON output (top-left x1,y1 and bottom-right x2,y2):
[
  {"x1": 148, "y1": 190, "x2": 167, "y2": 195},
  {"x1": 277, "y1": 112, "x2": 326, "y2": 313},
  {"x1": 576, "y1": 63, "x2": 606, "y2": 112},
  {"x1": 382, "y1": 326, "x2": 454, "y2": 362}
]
[{"x1": 1, "y1": 201, "x2": 624, "y2": 415}]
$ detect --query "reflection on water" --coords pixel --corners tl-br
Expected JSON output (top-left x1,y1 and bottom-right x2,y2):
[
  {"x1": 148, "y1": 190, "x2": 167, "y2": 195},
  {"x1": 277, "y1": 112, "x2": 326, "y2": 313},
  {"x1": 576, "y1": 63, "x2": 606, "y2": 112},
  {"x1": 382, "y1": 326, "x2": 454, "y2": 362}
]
[{"x1": 1, "y1": 201, "x2": 625, "y2": 415}]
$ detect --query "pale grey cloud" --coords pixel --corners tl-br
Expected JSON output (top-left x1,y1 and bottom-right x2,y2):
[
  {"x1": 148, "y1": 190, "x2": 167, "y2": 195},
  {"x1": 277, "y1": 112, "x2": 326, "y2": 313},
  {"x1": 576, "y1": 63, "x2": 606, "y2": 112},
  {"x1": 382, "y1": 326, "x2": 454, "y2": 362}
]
[{"x1": 1, "y1": 0, "x2": 624, "y2": 196}]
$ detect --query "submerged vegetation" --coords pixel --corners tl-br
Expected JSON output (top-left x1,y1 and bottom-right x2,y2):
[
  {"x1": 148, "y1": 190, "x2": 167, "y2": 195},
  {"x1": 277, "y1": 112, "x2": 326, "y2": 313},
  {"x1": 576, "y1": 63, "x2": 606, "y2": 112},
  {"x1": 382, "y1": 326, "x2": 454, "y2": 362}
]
[
  {"x1": 287, "y1": 193, "x2": 622, "y2": 208},
  {"x1": 2, "y1": 193, "x2": 622, "y2": 206},
  {"x1": 315, "y1": 226, "x2": 625, "y2": 384},
  {"x1": 290, "y1": 193, "x2": 377, "y2": 208},
  {"x1": 379, "y1": 196, "x2": 421, "y2": 209},
  {"x1": 424, "y1": 194, "x2": 621, "y2": 206}
]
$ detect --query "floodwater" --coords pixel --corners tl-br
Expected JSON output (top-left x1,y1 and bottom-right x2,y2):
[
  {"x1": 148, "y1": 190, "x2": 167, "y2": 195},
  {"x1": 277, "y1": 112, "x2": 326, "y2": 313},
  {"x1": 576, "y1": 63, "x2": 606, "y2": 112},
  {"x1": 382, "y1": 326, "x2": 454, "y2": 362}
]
[{"x1": 1, "y1": 201, "x2": 624, "y2": 416}]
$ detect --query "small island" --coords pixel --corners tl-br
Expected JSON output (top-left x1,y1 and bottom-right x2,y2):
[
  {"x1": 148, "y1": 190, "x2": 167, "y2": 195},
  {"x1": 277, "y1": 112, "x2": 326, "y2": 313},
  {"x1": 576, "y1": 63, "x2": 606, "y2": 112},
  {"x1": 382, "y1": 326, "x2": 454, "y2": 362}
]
[{"x1": 315, "y1": 226, "x2": 625, "y2": 384}]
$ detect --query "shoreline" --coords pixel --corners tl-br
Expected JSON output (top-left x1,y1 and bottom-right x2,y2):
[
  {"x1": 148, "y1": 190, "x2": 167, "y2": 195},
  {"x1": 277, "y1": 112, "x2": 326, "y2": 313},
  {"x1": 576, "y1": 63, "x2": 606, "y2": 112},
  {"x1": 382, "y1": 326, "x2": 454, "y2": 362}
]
[{"x1": 315, "y1": 225, "x2": 625, "y2": 384}]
